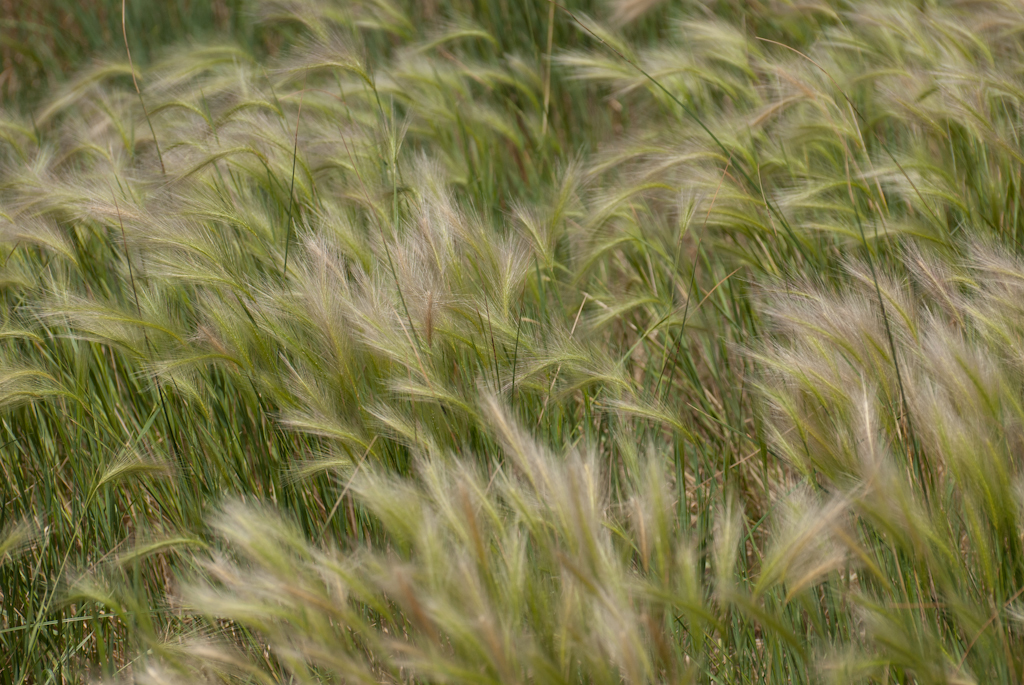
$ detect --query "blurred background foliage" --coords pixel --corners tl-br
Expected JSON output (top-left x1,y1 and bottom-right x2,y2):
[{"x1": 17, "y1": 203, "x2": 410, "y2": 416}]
[{"x1": 2, "y1": 0, "x2": 244, "y2": 104}]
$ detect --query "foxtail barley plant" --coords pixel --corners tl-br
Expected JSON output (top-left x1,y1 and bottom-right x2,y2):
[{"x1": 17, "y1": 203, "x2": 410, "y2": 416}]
[{"x1": 5, "y1": 0, "x2": 1024, "y2": 682}]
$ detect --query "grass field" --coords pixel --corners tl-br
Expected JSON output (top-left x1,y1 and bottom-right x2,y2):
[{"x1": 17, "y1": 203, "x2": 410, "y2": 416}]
[{"x1": 4, "y1": 0, "x2": 1024, "y2": 682}]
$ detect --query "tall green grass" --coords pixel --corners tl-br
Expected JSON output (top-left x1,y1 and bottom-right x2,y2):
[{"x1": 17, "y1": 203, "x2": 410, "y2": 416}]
[
  {"x1": 3, "y1": 0, "x2": 1024, "y2": 682},
  {"x1": 0, "y1": 0, "x2": 251, "y2": 107}
]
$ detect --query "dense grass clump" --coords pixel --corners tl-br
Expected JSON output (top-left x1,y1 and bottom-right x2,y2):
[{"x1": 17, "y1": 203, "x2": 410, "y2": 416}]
[{"x1": 5, "y1": 0, "x2": 1024, "y2": 682}]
